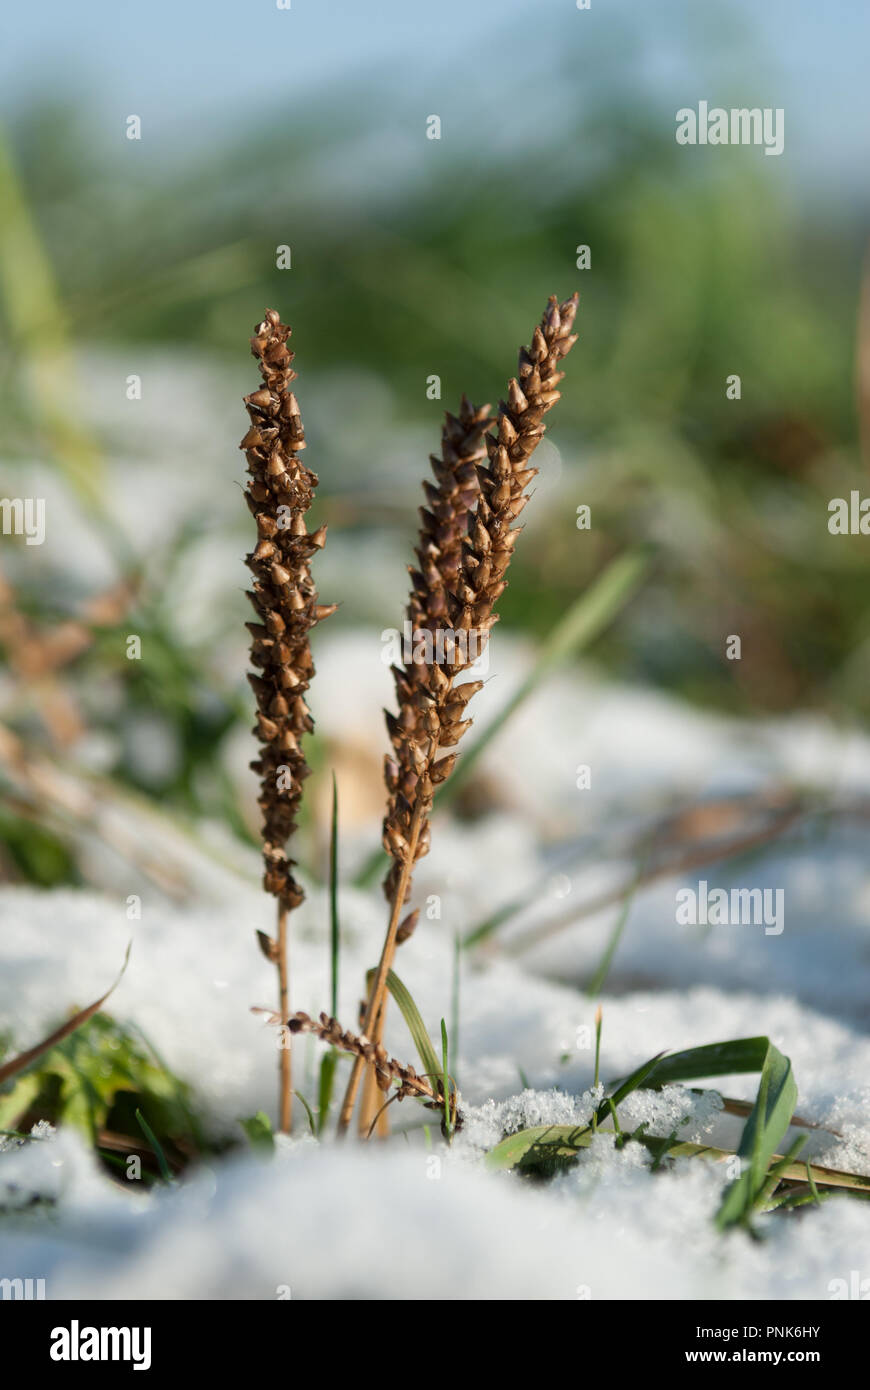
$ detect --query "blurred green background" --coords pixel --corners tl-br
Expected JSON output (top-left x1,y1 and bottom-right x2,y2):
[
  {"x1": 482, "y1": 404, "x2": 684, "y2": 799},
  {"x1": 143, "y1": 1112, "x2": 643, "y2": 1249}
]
[{"x1": 1, "y1": 0, "x2": 868, "y2": 885}]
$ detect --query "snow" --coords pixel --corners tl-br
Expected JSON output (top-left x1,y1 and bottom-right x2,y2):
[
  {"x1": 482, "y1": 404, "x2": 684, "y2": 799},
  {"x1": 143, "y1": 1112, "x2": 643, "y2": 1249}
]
[{"x1": 2, "y1": 629, "x2": 870, "y2": 1299}]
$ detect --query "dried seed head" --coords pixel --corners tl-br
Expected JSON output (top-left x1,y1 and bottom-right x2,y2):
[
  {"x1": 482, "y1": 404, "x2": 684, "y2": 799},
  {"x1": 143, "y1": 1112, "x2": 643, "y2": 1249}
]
[
  {"x1": 241, "y1": 310, "x2": 334, "y2": 907},
  {"x1": 259, "y1": 1008, "x2": 460, "y2": 1123},
  {"x1": 381, "y1": 294, "x2": 580, "y2": 914}
]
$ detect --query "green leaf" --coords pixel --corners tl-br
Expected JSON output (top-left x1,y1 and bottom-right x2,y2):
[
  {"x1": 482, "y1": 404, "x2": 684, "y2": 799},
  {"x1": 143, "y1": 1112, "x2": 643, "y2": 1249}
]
[
  {"x1": 440, "y1": 1018, "x2": 453, "y2": 1141},
  {"x1": 329, "y1": 773, "x2": 341, "y2": 1019},
  {"x1": 367, "y1": 968, "x2": 442, "y2": 1087},
  {"x1": 240, "y1": 1111, "x2": 275, "y2": 1155},
  {"x1": 486, "y1": 1120, "x2": 870, "y2": 1195},
  {"x1": 486, "y1": 1050, "x2": 666, "y2": 1172},
  {"x1": 135, "y1": 1107, "x2": 173, "y2": 1183},
  {"x1": 637, "y1": 1037, "x2": 773, "y2": 1088},
  {"x1": 0, "y1": 1073, "x2": 43, "y2": 1130},
  {"x1": 317, "y1": 1050, "x2": 340, "y2": 1135},
  {"x1": 293, "y1": 1091, "x2": 317, "y2": 1138},
  {"x1": 487, "y1": 1123, "x2": 595, "y2": 1172},
  {"x1": 716, "y1": 1040, "x2": 798, "y2": 1230},
  {"x1": 594, "y1": 1051, "x2": 667, "y2": 1126}
]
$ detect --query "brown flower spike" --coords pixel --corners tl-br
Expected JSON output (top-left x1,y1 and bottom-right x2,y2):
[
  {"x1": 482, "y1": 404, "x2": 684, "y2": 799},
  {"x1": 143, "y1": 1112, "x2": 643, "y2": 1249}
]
[
  {"x1": 241, "y1": 309, "x2": 335, "y2": 1131},
  {"x1": 354, "y1": 396, "x2": 493, "y2": 1133},
  {"x1": 339, "y1": 292, "x2": 580, "y2": 1135}
]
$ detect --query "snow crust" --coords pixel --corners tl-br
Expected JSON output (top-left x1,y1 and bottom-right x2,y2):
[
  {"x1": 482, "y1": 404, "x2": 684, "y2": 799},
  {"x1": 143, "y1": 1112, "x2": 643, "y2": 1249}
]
[{"x1": 3, "y1": 632, "x2": 870, "y2": 1299}]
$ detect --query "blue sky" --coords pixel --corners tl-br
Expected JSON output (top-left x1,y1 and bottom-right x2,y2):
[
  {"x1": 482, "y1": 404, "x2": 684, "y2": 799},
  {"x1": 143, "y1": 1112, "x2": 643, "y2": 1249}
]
[{"x1": 1, "y1": 0, "x2": 867, "y2": 189}]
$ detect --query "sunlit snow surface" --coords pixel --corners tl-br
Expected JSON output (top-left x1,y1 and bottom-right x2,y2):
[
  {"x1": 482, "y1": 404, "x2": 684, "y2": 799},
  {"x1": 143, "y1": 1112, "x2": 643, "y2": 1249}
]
[{"x1": 3, "y1": 631, "x2": 870, "y2": 1299}]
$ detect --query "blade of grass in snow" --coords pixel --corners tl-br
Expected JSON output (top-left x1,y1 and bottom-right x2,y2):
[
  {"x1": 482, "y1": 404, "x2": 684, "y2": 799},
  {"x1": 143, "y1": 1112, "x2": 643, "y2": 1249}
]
[
  {"x1": 293, "y1": 1091, "x2": 317, "y2": 1138},
  {"x1": 755, "y1": 1135, "x2": 808, "y2": 1212},
  {"x1": 592, "y1": 1006, "x2": 603, "y2": 1132},
  {"x1": 317, "y1": 1050, "x2": 340, "y2": 1135},
  {"x1": 365, "y1": 968, "x2": 442, "y2": 1087},
  {"x1": 440, "y1": 1019, "x2": 453, "y2": 1142},
  {"x1": 135, "y1": 1107, "x2": 172, "y2": 1183},
  {"x1": 128, "y1": 1020, "x2": 206, "y2": 1151},
  {"x1": 486, "y1": 1033, "x2": 864, "y2": 1216},
  {"x1": 329, "y1": 773, "x2": 340, "y2": 1018},
  {"x1": 716, "y1": 1041, "x2": 798, "y2": 1230},
  {"x1": 486, "y1": 1123, "x2": 870, "y2": 1193},
  {"x1": 239, "y1": 1111, "x2": 275, "y2": 1155},
  {"x1": 594, "y1": 1050, "x2": 667, "y2": 1127},
  {"x1": 806, "y1": 1160, "x2": 822, "y2": 1206},
  {"x1": 634, "y1": 1036, "x2": 775, "y2": 1088}
]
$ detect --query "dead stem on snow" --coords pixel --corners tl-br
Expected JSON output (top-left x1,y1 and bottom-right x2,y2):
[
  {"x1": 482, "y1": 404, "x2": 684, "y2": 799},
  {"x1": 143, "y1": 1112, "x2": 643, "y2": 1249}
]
[
  {"x1": 339, "y1": 292, "x2": 580, "y2": 1136},
  {"x1": 241, "y1": 309, "x2": 335, "y2": 1133}
]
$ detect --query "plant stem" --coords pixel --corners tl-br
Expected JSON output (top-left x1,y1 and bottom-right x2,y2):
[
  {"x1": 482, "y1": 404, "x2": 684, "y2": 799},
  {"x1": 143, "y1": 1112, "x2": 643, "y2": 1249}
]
[
  {"x1": 277, "y1": 901, "x2": 292, "y2": 1134},
  {"x1": 336, "y1": 798, "x2": 425, "y2": 1136}
]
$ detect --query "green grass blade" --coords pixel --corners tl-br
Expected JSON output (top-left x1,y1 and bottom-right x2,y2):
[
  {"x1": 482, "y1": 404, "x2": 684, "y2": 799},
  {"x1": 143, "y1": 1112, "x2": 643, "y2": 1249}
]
[
  {"x1": 487, "y1": 1117, "x2": 870, "y2": 1193},
  {"x1": 806, "y1": 1160, "x2": 821, "y2": 1206},
  {"x1": 366, "y1": 968, "x2": 442, "y2": 1085},
  {"x1": 329, "y1": 772, "x2": 340, "y2": 1018},
  {"x1": 716, "y1": 1041, "x2": 798, "y2": 1230},
  {"x1": 755, "y1": 1135, "x2": 808, "y2": 1211},
  {"x1": 635, "y1": 1036, "x2": 773, "y2": 1088},
  {"x1": 487, "y1": 1123, "x2": 594, "y2": 1171},
  {"x1": 488, "y1": 1049, "x2": 666, "y2": 1170},
  {"x1": 135, "y1": 1107, "x2": 172, "y2": 1183},
  {"x1": 293, "y1": 1090, "x2": 317, "y2": 1138},
  {"x1": 239, "y1": 1110, "x2": 275, "y2": 1155},
  {"x1": 595, "y1": 1050, "x2": 667, "y2": 1126},
  {"x1": 450, "y1": 931, "x2": 460, "y2": 1084},
  {"x1": 440, "y1": 1018, "x2": 453, "y2": 1140},
  {"x1": 317, "y1": 1049, "x2": 339, "y2": 1135}
]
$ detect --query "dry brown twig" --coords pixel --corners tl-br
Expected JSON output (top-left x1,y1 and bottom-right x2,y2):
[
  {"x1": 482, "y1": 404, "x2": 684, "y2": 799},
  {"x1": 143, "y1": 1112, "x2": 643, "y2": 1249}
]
[
  {"x1": 241, "y1": 309, "x2": 335, "y2": 1134},
  {"x1": 252, "y1": 1007, "x2": 460, "y2": 1131},
  {"x1": 339, "y1": 292, "x2": 580, "y2": 1136}
]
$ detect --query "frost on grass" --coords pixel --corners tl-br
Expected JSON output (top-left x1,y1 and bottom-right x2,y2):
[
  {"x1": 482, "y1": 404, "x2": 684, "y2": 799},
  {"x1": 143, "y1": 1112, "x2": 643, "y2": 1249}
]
[
  {"x1": 459, "y1": 1086, "x2": 601, "y2": 1155},
  {"x1": 460, "y1": 1082, "x2": 721, "y2": 1159}
]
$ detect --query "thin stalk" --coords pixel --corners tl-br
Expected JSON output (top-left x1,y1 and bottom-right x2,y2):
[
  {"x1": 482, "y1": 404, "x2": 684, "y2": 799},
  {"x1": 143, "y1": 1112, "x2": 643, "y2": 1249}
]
[
  {"x1": 337, "y1": 797, "x2": 426, "y2": 1135},
  {"x1": 277, "y1": 902, "x2": 292, "y2": 1133},
  {"x1": 329, "y1": 773, "x2": 340, "y2": 1018}
]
